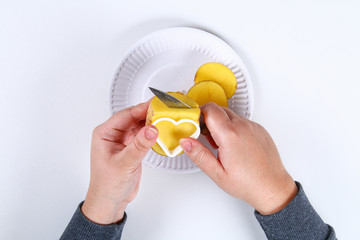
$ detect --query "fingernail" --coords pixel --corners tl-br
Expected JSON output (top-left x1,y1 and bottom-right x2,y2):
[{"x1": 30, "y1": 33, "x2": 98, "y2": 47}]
[
  {"x1": 180, "y1": 139, "x2": 192, "y2": 152},
  {"x1": 145, "y1": 127, "x2": 158, "y2": 140}
]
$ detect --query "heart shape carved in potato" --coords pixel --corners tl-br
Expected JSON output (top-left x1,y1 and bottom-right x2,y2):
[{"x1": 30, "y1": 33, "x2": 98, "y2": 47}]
[{"x1": 152, "y1": 118, "x2": 200, "y2": 157}]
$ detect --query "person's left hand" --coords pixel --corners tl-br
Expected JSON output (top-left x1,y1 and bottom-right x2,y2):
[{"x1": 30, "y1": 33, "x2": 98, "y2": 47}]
[{"x1": 81, "y1": 100, "x2": 158, "y2": 224}]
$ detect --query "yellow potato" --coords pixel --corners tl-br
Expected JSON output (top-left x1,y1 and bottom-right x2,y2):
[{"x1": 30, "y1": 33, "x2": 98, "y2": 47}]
[
  {"x1": 187, "y1": 81, "x2": 228, "y2": 107},
  {"x1": 146, "y1": 92, "x2": 200, "y2": 157},
  {"x1": 194, "y1": 62, "x2": 237, "y2": 99}
]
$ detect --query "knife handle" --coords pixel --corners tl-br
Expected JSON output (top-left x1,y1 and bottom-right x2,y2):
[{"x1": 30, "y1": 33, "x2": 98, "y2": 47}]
[{"x1": 199, "y1": 114, "x2": 210, "y2": 136}]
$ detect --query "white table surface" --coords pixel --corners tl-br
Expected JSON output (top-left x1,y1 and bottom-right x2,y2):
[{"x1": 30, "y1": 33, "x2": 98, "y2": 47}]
[{"x1": 1, "y1": 1, "x2": 359, "y2": 239}]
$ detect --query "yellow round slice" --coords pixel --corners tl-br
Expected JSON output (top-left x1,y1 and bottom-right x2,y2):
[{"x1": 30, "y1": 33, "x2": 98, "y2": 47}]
[
  {"x1": 194, "y1": 62, "x2": 237, "y2": 99},
  {"x1": 187, "y1": 81, "x2": 228, "y2": 107}
]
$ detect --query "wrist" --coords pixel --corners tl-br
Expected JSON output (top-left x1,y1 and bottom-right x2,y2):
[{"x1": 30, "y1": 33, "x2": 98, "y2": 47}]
[
  {"x1": 254, "y1": 178, "x2": 298, "y2": 215},
  {"x1": 82, "y1": 193, "x2": 128, "y2": 225}
]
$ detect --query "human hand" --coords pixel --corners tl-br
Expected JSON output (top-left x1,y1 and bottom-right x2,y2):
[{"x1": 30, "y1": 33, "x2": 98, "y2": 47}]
[
  {"x1": 180, "y1": 103, "x2": 298, "y2": 215},
  {"x1": 81, "y1": 100, "x2": 158, "y2": 224}
]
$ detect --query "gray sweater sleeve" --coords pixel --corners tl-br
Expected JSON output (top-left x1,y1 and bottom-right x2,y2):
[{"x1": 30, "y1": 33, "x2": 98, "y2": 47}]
[
  {"x1": 60, "y1": 202, "x2": 126, "y2": 240},
  {"x1": 255, "y1": 182, "x2": 336, "y2": 240},
  {"x1": 61, "y1": 182, "x2": 336, "y2": 240}
]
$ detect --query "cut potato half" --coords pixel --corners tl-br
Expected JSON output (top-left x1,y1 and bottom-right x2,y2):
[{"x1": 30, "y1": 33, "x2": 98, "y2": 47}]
[{"x1": 146, "y1": 92, "x2": 201, "y2": 157}]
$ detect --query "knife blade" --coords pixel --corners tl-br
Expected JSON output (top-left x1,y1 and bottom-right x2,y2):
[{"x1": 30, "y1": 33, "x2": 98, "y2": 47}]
[{"x1": 149, "y1": 87, "x2": 192, "y2": 109}]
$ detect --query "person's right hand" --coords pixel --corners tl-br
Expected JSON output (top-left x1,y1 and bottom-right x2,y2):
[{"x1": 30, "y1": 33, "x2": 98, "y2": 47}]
[
  {"x1": 180, "y1": 103, "x2": 298, "y2": 215},
  {"x1": 82, "y1": 100, "x2": 158, "y2": 224}
]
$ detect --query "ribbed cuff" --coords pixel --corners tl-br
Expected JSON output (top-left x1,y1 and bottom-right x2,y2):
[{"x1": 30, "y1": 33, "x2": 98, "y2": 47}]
[
  {"x1": 60, "y1": 201, "x2": 127, "y2": 240},
  {"x1": 254, "y1": 182, "x2": 333, "y2": 240}
]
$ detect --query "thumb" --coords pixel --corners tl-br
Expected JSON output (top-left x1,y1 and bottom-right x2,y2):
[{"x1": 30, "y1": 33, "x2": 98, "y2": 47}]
[
  {"x1": 121, "y1": 126, "x2": 158, "y2": 166},
  {"x1": 180, "y1": 138, "x2": 225, "y2": 182}
]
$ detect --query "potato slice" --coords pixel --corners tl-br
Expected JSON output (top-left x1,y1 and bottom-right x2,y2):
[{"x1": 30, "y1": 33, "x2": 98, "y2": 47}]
[
  {"x1": 187, "y1": 81, "x2": 228, "y2": 107},
  {"x1": 194, "y1": 62, "x2": 237, "y2": 99},
  {"x1": 146, "y1": 92, "x2": 201, "y2": 157}
]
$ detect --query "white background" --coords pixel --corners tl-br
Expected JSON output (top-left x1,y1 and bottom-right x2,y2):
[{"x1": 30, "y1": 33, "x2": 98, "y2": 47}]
[{"x1": 1, "y1": 1, "x2": 359, "y2": 239}]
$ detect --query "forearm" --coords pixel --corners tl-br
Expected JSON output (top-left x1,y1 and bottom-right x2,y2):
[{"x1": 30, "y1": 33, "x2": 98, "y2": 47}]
[
  {"x1": 254, "y1": 182, "x2": 336, "y2": 240},
  {"x1": 60, "y1": 202, "x2": 126, "y2": 240}
]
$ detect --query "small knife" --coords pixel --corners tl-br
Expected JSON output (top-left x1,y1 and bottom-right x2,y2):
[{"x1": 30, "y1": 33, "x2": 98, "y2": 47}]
[{"x1": 149, "y1": 87, "x2": 210, "y2": 136}]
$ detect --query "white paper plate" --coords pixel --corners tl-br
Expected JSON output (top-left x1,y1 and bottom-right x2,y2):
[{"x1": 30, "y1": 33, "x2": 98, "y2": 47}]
[{"x1": 110, "y1": 27, "x2": 254, "y2": 173}]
